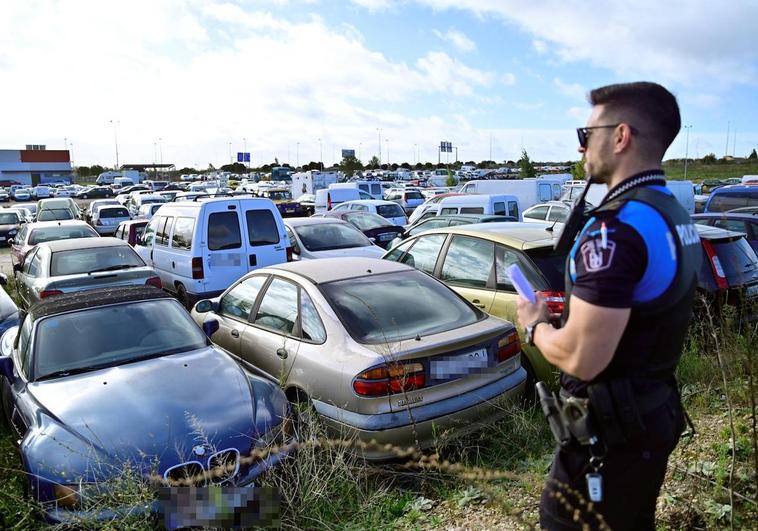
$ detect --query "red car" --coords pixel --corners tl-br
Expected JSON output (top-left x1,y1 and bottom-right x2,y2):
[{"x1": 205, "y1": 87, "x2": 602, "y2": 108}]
[{"x1": 115, "y1": 219, "x2": 149, "y2": 246}]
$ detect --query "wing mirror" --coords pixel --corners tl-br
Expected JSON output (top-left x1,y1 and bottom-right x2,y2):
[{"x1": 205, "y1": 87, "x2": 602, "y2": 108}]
[
  {"x1": 202, "y1": 319, "x2": 219, "y2": 337},
  {"x1": 0, "y1": 356, "x2": 13, "y2": 379},
  {"x1": 12, "y1": 263, "x2": 22, "y2": 273},
  {"x1": 194, "y1": 299, "x2": 215, "y2": 313}
]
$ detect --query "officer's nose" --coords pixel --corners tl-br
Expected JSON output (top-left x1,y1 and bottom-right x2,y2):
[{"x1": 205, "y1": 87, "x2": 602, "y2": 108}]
[{"x1": 578, "y1": 145, "x2": 586, "y2": 155}]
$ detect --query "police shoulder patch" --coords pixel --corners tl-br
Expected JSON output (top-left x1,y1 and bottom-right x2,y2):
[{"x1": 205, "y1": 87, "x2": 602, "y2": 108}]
[{"x1": 580, "y1": 238, "x2": 617, "y2": 272}]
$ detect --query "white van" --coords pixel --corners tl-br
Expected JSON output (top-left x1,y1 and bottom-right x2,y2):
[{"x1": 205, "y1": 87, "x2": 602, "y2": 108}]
[
  {"x1": 134, "y1": 197, "x2": 290, "y2": 307},
  {"x1": 560, "y1": 180, "x2": 696, "y2": 213},
  {"x1": 314, "y1": 187, "x2": 362, "y2": 214},
  {"x1": 458, "y1": 179, "x2": 563, "y2": 210},
  {"x1": 434, "y1": 194, "x2": 521, "y2": 220},
  {"x1": 351, "y1": 180, "x2": 384, "y2": 200}
]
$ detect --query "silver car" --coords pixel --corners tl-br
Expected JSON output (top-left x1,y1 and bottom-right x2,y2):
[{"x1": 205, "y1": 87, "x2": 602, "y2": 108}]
[
  {"x1": 14, "y1": 237, "x2": 161, "y2": 309},
  {"x1": 91, "y1": 205, "x2": 131, "y2": 235},
  {"x1": 191, "y1": 257, "x2": 526, "y2": 459},
  {"x1": 284, "y1": 217, "x2": 385, "y2": 260}
]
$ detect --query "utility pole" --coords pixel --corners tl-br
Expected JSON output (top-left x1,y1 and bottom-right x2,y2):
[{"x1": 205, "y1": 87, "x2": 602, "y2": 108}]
[
  {"x1": 489, "y1": 133, "x2": 493, "y2": 161},
  {"x1": 683, "y1": 125, "x2": 692, "y2": 180},
  {"x1": 725, "y1": 121, "x2": 730, "y2": 157},
  {"x1": 159, "y1": 138, "x2": 163, "y2": 165},
  {"x1": 358, "y1": 142, "x2": 362, "y2": 161},
  {"x1": 110, "y1": 120, "x2": 120, "y2": 169},
  {"x1": 153, "y1": 142, "x2": 157, "y2": 164},
  {"x1": 732, "y1": 129, "x2": 737, "y2": 157},
  {"x1": 228, "y1": 142, "x2": 232, "y2": 164},
  {"x1": 318, "y1": 138, "x2": 323, "y2": 171},
  {"x1": 385, "y1": 138, "x2": 390, "y2": 165},
  {"x1": 376, "y1": 128, "x2": 382, "y2": 164},
  {"x1": 69, "y1": 143, "x2": 74, "y2": 167},
  {"x1": 296, "y1": 142, "x2": 300, "y2": 167}
]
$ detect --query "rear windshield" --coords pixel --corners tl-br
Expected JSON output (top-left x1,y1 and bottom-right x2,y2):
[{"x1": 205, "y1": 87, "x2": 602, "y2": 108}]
[
  {"x1": 376, "y1": 204, "x2": 405, "y2": 218},
  {"x1": 0, "y1": 213, "x2": 18, "y2": 224},
  {"x1": 320, "y1": 270, "x2": 481, "y2": 343},
  {"x1": 346, "y1": 212, "x2": 389, "y2": 231},
  {"x1": 246, "y1": 209, "x2": 280, "y2": 246},
  {"x1": 294, "y1": 223, "x2": 370, "y2": 251},
  {"x1": 266, "y1": 191, "x2": 292, "y2": 200},
  {"x1": 524, "y1": 248, "x2": 567, "y2": 290},
  {"x1": 405, "y1": 192, "x2": 424, "y2": 200},
  {"x1": 100, "y1": 207, "x2": 130, "y2": 218},
  {"x1": 708, "y1": 192, "x2": 758, "y2": 212},
  {"x1": 50, "y1": 245, "x2": 144, "y2": 276},
  {"x1": 38, "y1": 209, "x2": 74, "y2": 221},
  {"x1": 29, "y1": 226, "x2": 98, "y2": 245},
  {"x1": 712, "y1": 237, "x2": 758, "y2": 285},
  {"x1": 34, "y1": 300, "x2": 208, "y2": 380}
]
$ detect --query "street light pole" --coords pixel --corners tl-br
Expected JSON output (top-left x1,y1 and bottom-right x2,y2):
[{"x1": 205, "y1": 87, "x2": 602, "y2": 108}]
[
  {"x1": 109, "y1": 120, "x2": 120, "y2": 169},
  {"x1": 229, "y1": 142, "x2": 232, "y2": 164},
  {"x1": 318, "y1": 138, "x2": 323, "y2": 171},
  {"x1": 159, "y1": 137, "x2": 163, "y2": 165},
  {"x1": 683, "y1": 125, "x2": 692, "y2": 180},
  {"x1": 385, "y1": 139, "x2": 390, "y2": 166},
  {"x1": 358, "y1": 142, "x2": 362, "y2": 161},
  {"x1": 376, "y1": 128, "x2": 382, "y2": 165},
  {"x1": 69, "y1": 143, "x2": 74, "y2": 168},
  {"x1": 153, "y1": 142, "x2": 157, "y2": 164},
  {"x1": 296, "y1": 142, "x2": 300, "y2": 167}
]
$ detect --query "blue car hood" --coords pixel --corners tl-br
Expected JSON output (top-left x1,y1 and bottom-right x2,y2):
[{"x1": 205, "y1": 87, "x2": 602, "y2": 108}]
[{"x1": 27, "y1": 347, "x2": 263, "y2": 475}]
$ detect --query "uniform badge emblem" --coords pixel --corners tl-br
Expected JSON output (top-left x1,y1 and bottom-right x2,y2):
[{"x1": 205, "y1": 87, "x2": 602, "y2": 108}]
[{"x1": 580, "y1": 239, "x2": 616, "y2": 272}]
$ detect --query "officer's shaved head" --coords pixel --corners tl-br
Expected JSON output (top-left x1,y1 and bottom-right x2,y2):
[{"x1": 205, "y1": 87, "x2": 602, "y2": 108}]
[{"x1": 589, "y1": 82, "x2": 681, "y2": 160}]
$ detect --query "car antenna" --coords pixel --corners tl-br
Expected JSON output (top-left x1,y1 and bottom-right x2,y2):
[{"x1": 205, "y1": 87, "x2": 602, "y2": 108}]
[{"x1": 546, "y1": 219, "x2": 559, "y2": 233}]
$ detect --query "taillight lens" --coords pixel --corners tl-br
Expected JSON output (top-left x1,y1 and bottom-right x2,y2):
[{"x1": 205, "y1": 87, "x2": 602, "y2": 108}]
[
  {"x1": 497, "y1": 330, "x2": 521, "y2": 363},
  {"x1": 191, "y1": 257, "x2": 204, "y2": 280},
  {"x1": 353, "y1": 362, "x2": 425, "y2": 397},
  {"x1": 702, "y1": 240, "x2": 728, "y2": 290},
  {"x1": 539, "y1": 290, "x2": 565, "y2": 315},
  {"x1": 145, "y1": 276, "x2": 162, "y2": 289},
  {"x1": 40, "y1": 289, "x2": 64, "y2": 299}
]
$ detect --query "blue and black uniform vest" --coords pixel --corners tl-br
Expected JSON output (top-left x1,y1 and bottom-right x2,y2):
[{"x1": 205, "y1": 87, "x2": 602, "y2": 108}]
[{"x1": 561, "y1": 176, "x2": 702, "y2": 393}]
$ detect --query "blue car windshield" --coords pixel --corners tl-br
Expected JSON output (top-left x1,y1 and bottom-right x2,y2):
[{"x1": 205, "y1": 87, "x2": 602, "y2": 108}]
[{"x1": 34, "y1": 300, "x2": 208, "y2": 380}]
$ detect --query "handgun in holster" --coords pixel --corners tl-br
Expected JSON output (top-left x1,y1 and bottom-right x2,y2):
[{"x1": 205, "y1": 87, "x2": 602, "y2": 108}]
[{"x1": 536, "y1": 382, "x2": 571, "y2": 447}]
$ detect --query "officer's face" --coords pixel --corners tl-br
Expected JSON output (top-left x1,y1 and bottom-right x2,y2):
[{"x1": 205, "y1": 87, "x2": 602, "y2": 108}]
[{"x1": 579, "y1": 105, "x2": 616, "y2": 183}]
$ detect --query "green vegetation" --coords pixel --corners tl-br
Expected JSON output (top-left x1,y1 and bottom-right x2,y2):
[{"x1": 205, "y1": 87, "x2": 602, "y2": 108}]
[
  {"x1": 518, "y1": 149, "x2": 536, "y2": 178},
  {"x1": 0, "y1": 277, "x2": 754, "y2": 528},
  {"x1": 663, "y1": 158, "x2": 758, "y2": 181}
]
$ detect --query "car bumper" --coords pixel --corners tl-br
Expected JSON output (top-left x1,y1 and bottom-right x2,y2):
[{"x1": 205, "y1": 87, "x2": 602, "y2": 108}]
[
  {"x1": 40, "y1": 446, "x2": 293, "y2": 525},
  {"x1": 313, "y1": 367, "x2": 526, "y2": 459},
  {"x1": 94, "y1": 226, "x2": 118, "y2": 235}
]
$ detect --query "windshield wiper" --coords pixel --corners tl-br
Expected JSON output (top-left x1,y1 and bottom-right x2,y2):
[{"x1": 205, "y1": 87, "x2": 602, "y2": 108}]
[
  {"x1": 36, "y1": 366, "x2": 104, "y2": 381},
  {"x1": 88, "y1": 265, "x2": 139, "y2": 274}
]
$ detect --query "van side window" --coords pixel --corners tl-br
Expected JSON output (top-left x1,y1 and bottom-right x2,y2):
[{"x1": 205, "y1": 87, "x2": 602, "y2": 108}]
[
  {"x1": 208, "y1": 212, "x2": 242, "y2": 251},
  {"x1": 172, "y1": 217, "x2": 195, "y2": 250},
  {"x1": 494, "y1": 202, "x2": 506, "y2": 216},
  {"x1": 142, "y1": 216, "x2": 161, "y2": 246},
  {"x1": 538, "y1": 183, "x2": 552, "y2": 202},
  {"x1": 460, "y1": 207, "x2": 484, "y2": 214},
  {"x1": 508, "y1": 201, "x2": 519, "y2": 219},
  {"x1": 440, "y1": 207, "x2": 458, "y2": 215},
  {"x1": 156, "y1": 217, "x2": 174, "y2": 247},
  {"x1": 246, "y1": 209, "x2": 280, "y2": 246}
]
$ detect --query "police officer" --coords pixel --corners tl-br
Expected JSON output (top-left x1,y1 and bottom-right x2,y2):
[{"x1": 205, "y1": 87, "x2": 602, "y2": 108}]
[{"x1": 516, "y1": 82, "x2": 701, "y2": 530}]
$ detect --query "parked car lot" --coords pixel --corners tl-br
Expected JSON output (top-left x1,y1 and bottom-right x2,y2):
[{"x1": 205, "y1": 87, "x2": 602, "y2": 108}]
[
  {"x1": 9, "y1": 220, "x2": 99, "y2": 269},
  {"x1": 693, "y1": 212, "x2": 758, "y2": 252},
  {"x1": 0, "y1": 287, "x2": 291, "y2": 523},
  {"x1": 90, "y1": 205, "x2": 131, "y2": 235},
  {"x1": 190, "y1": 257, "x2": 526, "y2": 458},
  {"x1": 284, "y1": 217, "x2": 385, "y2": 259},
  {"x1": 314, "y1": 210, "x2": 405, "y2": 249}
]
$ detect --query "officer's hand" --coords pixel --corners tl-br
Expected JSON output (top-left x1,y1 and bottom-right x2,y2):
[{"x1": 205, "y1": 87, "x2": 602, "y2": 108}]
[{"x1": 516, "y1": 293, "x2": 549, "y2": 329}]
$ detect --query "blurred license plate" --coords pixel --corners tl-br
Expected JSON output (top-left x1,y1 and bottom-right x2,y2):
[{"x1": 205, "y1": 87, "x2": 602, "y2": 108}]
[
  {"x1": 0, "y1": 237, "x2": 5, "y2": 242},
  {"x1": 747, "y1": 284, "x2": 758, "y2": 299},
  {"x1": 431, "y1": 348, "x2": 488, "y2": 379},
  {"x1": 378, "y1": 233, "x2": 394, "y2": 241}
]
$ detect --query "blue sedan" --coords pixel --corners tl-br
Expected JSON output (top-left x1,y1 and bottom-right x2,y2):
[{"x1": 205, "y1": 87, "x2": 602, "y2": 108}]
[{"x1": 0, "y1": 286, "x2": 292, "y2": 524}]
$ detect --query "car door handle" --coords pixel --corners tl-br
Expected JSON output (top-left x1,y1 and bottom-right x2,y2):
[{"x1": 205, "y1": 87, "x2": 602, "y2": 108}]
[
  {"x1": 171, "y1": 261, "x2": 175, "y2": 269},
  {"x1": 276, "y1": 348, "x2": 288, "y2": 359},
  {"x1": 471, "y1": 299, "x2": 486, "y2": 308},
  {"x1": 230, "y1": 329, "x2": 239, "y2": 338}
]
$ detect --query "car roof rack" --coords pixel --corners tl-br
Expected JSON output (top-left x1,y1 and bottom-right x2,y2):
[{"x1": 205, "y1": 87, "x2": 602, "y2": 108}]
[{"x1": 191, "y1": 192, "x2": 255, "y2": 202}]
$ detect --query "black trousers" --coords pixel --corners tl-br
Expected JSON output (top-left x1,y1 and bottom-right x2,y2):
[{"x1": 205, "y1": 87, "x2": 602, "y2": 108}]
[{"x1": 539, "y1": 396, "x2": 684, "y2": 531}]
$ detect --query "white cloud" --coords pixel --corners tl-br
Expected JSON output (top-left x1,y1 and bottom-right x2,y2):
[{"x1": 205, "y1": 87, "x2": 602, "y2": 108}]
[
  {"x1": 349, "y1": 0, "x2": 396, "y2": 12},
  {"x1": 433, "y1": 28, "x2": 477, "y2": 52},
  {"x1": 415, "y1": 1, "x2": 758, "y2": 86},
  {"x1": 501, "y1": 72, "x2": 516, "y2": 86},
  {"x1": 553, "y1": 78, "x2": 586, "y2": 101},
  {"x1": 566, "y1": 106, "x2": 588, "y2": 120},
  {"x1": 0, "y1": 1, "x2": 496, "y2": 167}
]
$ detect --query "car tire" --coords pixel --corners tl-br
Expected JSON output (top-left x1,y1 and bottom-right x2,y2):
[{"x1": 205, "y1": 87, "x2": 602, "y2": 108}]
[
  {"x1": 82, "y1": 194, "x2": 88, "y2": 199},
  {"x1": 176, "y1": 283, "x2": 191, "y2": 309},
  {"x1": 288, "y1": 390, "x2": 321, "y2": 441}
]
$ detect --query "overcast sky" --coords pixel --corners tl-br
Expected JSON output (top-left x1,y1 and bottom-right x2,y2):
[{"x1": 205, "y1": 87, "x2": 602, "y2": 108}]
[{"x1": 0, "y1": 0, "x2": 756, "y2": 168}]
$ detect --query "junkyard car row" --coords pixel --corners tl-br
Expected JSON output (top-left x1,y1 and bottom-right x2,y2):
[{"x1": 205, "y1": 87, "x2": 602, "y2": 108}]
[{"x1": 0, "y1": 177, "x2": 756, "y2": 522}]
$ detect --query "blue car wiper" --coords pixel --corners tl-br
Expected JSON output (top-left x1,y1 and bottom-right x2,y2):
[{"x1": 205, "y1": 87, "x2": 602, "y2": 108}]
[{"x1": 36, "y1": 366, "x2": 104, "y2": 381}]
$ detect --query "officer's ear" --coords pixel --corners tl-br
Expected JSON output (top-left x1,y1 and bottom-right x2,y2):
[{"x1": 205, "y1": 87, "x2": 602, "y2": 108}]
[{"x1": 613, "y1": 123, "x2": 635, "y2": 154}]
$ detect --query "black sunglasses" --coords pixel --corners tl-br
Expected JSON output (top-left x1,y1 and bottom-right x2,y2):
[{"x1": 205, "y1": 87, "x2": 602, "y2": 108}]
[{"x1": 576, "y1": 124, "x2": 637, "y2": 148}]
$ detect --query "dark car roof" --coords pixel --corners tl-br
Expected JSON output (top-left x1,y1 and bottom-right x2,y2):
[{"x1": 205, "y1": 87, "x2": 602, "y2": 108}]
[
  {"x1": 39, "y1": 236, "x2": 129, "y2": 252},
  {"x1": 29, "y1": 286, "x2": 170, "y2": 322},
  {"x1": 692, "y1": 213, "x2": 757, "y2": 221},
  {"x1": 695, "y1": 223, "x2": 746, "y2": 241}
]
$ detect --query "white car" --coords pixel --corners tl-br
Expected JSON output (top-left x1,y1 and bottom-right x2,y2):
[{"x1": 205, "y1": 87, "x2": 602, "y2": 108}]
[
  {"x1": 284, "y1": 217, "x2": 385, "y2": 260},
  {"x1": 136, "y1": 203, "x2": 164, "y2": 220},
  {"x1": 329, "y1": 199, "x2": 408, "y2": 226},
  {"x1": 32, "y1": 185, "x2": 52, "y2": 199},
  {"x1": 52, "y1": 188, "x2": 72, "y2": 198},
  {"x1": 91, "y1": 205, "x2": 132, "y2": 235},
  {"x1": 12, "y1": 188, "x2": 32, "y2": 201},
  {"x1": 522, "y1": 201, "x2": 571, "y2": 224}
]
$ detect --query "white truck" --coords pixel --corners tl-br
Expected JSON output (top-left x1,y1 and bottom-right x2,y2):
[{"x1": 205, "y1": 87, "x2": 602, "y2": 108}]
[
  {"x1": 458, "y1": 178, "x2": 564, "y2": 210},
  {"x1": 560, "y1": 180, "x2": 696, "y2": 213},
  {"x1": 290, "y1": 170, "x2": 339, "y2": 199},
  {"x1": 96, "y1": 170, "x2": 143, "y2": 185}
]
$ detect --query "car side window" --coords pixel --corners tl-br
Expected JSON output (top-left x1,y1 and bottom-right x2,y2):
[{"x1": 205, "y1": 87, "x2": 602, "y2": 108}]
[
  {"x1": 332, "y1": 203, "x2": 349, "y2": 211},
  {"x1": 253, "y1": 278, "x2": 299, "y2": 336},
  {"x1": 495, "y1": 245, "x2": 544, "y2": 291},
  {"x1": 207, "y1": 212, "x2": 242, "y2": 251},
  {"x1": 440, "y1": 207, "x2": 458, "y2": 215},
  {"x1": 220, "y1": 275, "x2": 267, "y2": 322},
  {"x1": 142, "y1": 216, "x2": 160, "y2": 246},
  {"x1": 714, "y1": 219, "x2": 746, "y2": 233},
  {"x1": 383, "y1": 239, "x2": 414, "y2": 262},
  {"x1": 353, "y1": 204, "x2": 368, "y2": 211},
  {"x1": 460, "y1": 207, "x2": 484, "y2": 214},
  {"x1": 172, "y1": 217, "x2": 195, "y2": 250},
  {"x1": 538, "y1": 183, "x2": 552, "y2": 202},
  {"x1": 409, "y1": 219, "x2": 448, "y2": 236},
  {"x1": 114, "y1": 226, "x2": 123, "y2": 240},
  {"x1": 300, "y1": 289, "x2": 326, "y2": 343},
  {"x1": 156, "y1": 216, "x2": 174, "y2": 247},
  {"x1": 400, "y1": 234, "x2": 446, "y2": 274},
  {"x1": 508, "y1": 201, "x2": 519, "y2": 219},
  {"x1": 494, "y1": 202, "x2": 506, "y2": 216},
  {"x1": 440, "y1": 236, "x2": 494, "y2": 289},
  {"x1": 547, "y1": 206, "x2": 568, "y2": 222},
  {"x1": 23, "y1": 248, "x2": 40, "y2": 276},
  {"x1": 16, "y1": 317, "x2": 32, "y2": 377},
  {"x1": 525, "y1": 205, "x2": 549, "y2": 220}
]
